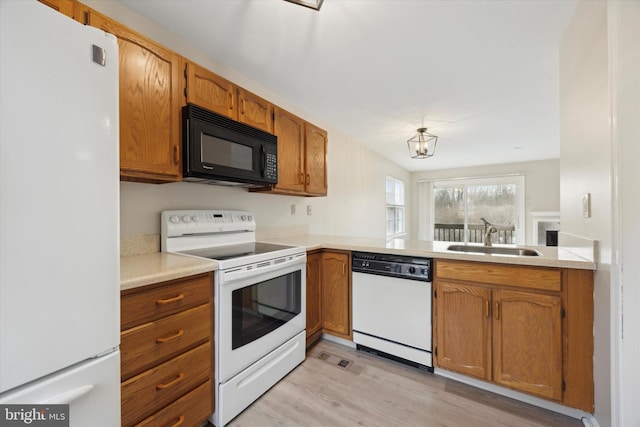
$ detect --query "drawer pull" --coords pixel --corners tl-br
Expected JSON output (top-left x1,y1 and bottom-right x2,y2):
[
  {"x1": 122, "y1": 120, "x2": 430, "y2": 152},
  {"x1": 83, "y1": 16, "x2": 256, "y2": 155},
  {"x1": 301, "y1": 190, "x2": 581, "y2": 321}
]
[
  {"x1": 171, "y1": 415, "x2": 185, "y2": 427},
  {"x1": 156, "y1": 372, "x2": 185, "y2": 390},
  {"x1": 494, "y1": 301, "x2": 500, "y2": 320},
  {"x1": 485, "y1": 300, "x2": 490, "y2": 318},
  {"x1": 156, "y1": 329, "x2": 184, "y2": 343},
  {"x1": 156, "y1": 293, "x2": 185, "y2": 305}
]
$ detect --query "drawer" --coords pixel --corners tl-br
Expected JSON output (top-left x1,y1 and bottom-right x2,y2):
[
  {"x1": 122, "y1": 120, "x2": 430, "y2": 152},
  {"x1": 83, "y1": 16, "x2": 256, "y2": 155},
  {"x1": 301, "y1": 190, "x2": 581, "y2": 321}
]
[
  {"x1": 435, "y1": 260, "x2": 561, "y2": 292},
  {"x1": 122, "y1": 342, "x2": 211, "y2": 427},
  {"x1": 134, "y1": 380, "x2": 213, "y2": 427},
  {"x1": 121, "y1": 304, "x2": 211, "y2": 380},
  {"x1": 122, "y1": 273, "x2": 212, "y2": 330}
]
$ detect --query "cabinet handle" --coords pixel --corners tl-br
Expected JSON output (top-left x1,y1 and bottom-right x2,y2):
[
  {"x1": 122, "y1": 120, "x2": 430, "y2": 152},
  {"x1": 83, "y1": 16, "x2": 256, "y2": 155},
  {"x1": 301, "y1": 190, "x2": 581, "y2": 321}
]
[
  {"x1": 156, "y1": 372, "x2": 185, "y2": 390},
  {"x1": 173, "y1": 145, "x2": 179, "y2": 165},
  {"x1": 156, "y1": 329, "x2": 184, "y2": 343},
  {"x1": 171, "y1": 415, "x2": 185, "y2": 427},
  {"x1": 299, "y1": 173, "x2": 305, "y2": 184},
  {"x1": 494, "y1": 301, "x2": 500, "y2": 320},
  {"x1": 343, "y1": 263, "x2": 346, "y2": 276},
  {"x1": 228, "y1": 92, "x2": 233, "y2": 109},
  {"x1": 306, "y1": 174, "x2": 310, "y2": 185},
  {"x1": 241, "y1": 99, "x2": 245, "y2": 115},
  {"x1": 156, "y1": 293, "x2": 185, "y2": 305},
  {"x1": 485, "y1": 300, "x2": 490, "y2": 318}
]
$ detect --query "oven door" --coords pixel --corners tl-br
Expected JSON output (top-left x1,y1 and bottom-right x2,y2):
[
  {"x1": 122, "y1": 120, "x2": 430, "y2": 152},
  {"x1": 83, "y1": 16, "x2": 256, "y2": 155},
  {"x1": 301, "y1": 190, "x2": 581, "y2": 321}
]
[{"x1": 217, "y1": 253, "x2": 306, "y2": 382}]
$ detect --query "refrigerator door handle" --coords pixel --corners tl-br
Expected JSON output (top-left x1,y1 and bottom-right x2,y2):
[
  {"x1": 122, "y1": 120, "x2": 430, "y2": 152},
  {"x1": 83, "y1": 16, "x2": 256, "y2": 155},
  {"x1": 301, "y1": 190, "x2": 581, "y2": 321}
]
[{"x1": 41, "y1": 384, "x2": 94, "y2": 404}]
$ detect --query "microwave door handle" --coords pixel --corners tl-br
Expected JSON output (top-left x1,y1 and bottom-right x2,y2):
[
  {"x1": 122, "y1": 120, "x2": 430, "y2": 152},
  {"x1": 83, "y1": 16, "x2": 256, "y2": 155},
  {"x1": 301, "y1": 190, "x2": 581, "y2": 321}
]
[{"x1": 260, "y1": 145, "x2": 266, "y2": 177}]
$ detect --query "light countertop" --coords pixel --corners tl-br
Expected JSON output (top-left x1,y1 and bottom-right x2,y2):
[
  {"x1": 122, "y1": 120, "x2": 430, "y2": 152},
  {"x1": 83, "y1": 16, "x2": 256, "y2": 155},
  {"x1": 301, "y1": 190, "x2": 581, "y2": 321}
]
[
  {"x1": 260, "y1": 234, "x2": 597, "y2": 270},
  {"x1": 120, "y1": 234, "x2": 595, "y2": 291},
  {"x1": 120, "y1": 252, "x2": 217, "y2": 291}
]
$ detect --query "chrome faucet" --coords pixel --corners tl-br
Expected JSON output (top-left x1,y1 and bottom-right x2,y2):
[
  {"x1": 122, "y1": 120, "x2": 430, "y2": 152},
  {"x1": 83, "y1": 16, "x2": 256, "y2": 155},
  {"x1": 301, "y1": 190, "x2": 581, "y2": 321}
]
[{"x1": 480, "y1": 218, "x2": 498, "y2": 247}]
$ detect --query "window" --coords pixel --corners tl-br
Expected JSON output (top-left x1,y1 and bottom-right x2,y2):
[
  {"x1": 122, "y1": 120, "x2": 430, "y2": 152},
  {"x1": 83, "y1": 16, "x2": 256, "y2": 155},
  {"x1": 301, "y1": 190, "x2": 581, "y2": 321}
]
[
  {"x1": 386, "y1": 176, "x2": 405, "y2": 237},
  {"x1": 430, "y1": 176, "x2": 525, "y2": 245}
]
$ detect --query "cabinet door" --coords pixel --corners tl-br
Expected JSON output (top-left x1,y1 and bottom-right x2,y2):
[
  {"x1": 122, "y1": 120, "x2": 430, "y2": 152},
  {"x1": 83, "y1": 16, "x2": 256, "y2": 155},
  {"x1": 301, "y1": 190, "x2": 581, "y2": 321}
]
[
  {"x1": 321, "y1": 251, "x2": 350, "y2": 337},
  {"x1": 304, "y1": 123, "x2": 328, "y2": 196},
  {"x1": 185, "y1": 61, "x2": 237, "y2": 120},
  {"x1": 435, "y1": 281, "x2": 491, "y2": 380},
  {"x1": 237, "y1": 88, "x2": 274, "y2": 133},
  {"x1": 273, "y1": 107, "x2": 305, "y2": 193},
  {"x1": 38, "y1": 0, "x2": 75, "y2": 18},
  {"x1": 493, "y1": 289, "x2": 563, "y2": 400},
  {"x1": 306, "y1": 252, "x2": 322, "y2": 341},
  {"x1": 86, "y1": 10, "x2": 183, "y2": 183}
]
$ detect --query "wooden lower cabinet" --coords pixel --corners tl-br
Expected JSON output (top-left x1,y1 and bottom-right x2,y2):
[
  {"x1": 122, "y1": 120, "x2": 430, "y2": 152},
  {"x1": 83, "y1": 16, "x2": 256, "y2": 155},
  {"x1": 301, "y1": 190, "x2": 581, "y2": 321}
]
[
  {"x1": 305, "y1": 249, "x2": 351, "y2": 346},
  {"x1": 306, "y1": 251, "x2": 323, "y2": 344},
  {"x1": 120, "y1": 273, "x2": 214, "y2": 427},
  {"x1": 433, "y1": 259, "x2": 593, "y2": 412}
]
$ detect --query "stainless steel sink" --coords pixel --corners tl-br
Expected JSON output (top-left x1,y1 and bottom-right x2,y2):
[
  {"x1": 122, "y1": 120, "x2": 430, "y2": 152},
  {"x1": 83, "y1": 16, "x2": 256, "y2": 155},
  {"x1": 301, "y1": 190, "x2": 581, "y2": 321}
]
[{"x1": 447, "y1": 244, "x2": 541, "y2": 256}]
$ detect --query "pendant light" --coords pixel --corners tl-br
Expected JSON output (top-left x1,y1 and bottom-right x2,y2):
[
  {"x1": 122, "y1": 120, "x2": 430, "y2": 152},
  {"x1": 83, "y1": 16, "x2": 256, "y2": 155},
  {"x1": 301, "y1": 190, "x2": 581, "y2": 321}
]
[{"x1": 407, "y1": 127, "x2": 438, "y2": 159}]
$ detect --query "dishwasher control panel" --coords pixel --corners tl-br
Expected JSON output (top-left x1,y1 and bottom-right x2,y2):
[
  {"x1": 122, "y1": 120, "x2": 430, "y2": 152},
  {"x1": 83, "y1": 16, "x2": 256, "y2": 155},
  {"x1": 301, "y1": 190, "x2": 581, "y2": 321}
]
[{"x1": 352, "y1": 251, "x2": 432, "y2": 281}]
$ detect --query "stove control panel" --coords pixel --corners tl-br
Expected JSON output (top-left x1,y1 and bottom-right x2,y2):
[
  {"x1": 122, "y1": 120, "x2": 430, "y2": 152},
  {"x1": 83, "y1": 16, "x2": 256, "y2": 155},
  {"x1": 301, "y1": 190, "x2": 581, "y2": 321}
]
[{"x1": 161, "y1": 210, "x2": 256, "y2": 240}]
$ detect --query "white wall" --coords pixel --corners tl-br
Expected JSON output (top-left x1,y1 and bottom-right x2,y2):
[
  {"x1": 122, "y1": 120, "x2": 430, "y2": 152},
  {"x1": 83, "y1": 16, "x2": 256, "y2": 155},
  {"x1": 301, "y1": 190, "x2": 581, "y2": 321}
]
[
  {"x1": 83, "y1": 0, "x2": 411, "y2": 239},
  {"x1": 558, "y1": 1, "x2": 640, "y2": 425},
  {"x1": 409, "y1": 159, "x2": 560, "y2": 244}
]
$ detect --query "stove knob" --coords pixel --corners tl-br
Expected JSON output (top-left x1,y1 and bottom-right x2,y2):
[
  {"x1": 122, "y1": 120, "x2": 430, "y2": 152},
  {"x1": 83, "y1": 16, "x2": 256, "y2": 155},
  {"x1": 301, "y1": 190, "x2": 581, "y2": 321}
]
[
  {"x1": 182, "y1": 215, "x2": 192, "y2": 223},
  {"x1": 241, "y1": 215, "x2": 247, "y2": 221},
  {"x1": 170, "y1": 215, "x2": 180, "y2": 224},
  {"x1": 191, "y1": 216, "x2": 199, "y2": 222},
  {"x1": 248, "y1": 215, "x2": 253, "y2": 221},
  {"x1": 409, "y1": 266, "x2": 416, "y2": 274}
]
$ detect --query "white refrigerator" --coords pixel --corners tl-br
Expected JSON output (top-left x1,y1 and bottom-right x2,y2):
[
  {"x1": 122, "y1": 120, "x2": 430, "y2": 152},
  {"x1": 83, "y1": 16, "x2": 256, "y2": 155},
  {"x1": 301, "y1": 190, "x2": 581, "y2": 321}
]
[{"x1": 0, "y1": 1, "x2": 121, "y2": 425}]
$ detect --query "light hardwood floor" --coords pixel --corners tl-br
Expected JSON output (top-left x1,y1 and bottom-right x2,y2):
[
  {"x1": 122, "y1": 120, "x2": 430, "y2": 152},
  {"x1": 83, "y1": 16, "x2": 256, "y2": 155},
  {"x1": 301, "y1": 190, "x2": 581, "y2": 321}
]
[{"x1": 221, "y1": 340, "x2": 583, "y2": 427}]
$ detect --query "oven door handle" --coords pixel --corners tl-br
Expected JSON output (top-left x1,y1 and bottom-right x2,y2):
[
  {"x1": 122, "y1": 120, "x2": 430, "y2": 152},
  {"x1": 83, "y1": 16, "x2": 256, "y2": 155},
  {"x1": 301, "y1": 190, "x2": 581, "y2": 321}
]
[{"x1": 222, "y1": 254, "x2": 305, "y2": 284}]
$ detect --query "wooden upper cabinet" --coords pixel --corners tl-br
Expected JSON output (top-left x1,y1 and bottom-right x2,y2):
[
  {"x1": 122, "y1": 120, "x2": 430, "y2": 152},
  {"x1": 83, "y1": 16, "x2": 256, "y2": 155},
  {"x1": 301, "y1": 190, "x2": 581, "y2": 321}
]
[
  {"x1": 237, "y1": 88, "x2": 274, "y2": 133},
  {"x1": 493, "y1": 289, "x2": 563, "y2": 401},
  {"x1": 272, "y1": 108, "x2": 306, "y2": 193},
  {"x1": 435, "y1": 281, "x2": 492, "y2": 380},
  {"x1": 38, "y1": 0, "x2": 75, "y2": 18},
  {"x1": 84, "y1": 9, "x2": 183, "y2": 183},
  {"x1": 185, "y1": 61, "x2": 237, "y2": 120},
  {"x1": 304, "y1": 123, "x2": 328, "y2": 196}
]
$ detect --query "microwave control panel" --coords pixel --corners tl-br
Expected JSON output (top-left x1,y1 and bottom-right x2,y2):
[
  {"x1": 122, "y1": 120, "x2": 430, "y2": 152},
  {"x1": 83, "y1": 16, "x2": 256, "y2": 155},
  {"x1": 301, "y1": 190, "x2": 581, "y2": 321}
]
[{"x1": 264, "y1": 144, "x2": 278, "y2": 182}]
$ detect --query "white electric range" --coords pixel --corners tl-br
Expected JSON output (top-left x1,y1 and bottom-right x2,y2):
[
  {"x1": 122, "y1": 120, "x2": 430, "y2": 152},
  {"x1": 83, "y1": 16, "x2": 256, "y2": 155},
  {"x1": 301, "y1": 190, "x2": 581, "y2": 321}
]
[{"x1": 161, "y1": 210, "x2": 306, "y2": 426}]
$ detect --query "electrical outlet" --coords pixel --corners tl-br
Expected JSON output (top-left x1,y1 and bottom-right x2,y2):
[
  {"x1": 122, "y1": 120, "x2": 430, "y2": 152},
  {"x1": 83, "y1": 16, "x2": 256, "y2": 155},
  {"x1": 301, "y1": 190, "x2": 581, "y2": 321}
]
[
  {"x1": 307, "y1": 205, "x2": 312, "y2": 216},
  {"x1": 291, "y1": 204, "x2": 296, "y2": 215},
  {"x1": 582, "y1": 193, "x2": 591, "y2": 218}
]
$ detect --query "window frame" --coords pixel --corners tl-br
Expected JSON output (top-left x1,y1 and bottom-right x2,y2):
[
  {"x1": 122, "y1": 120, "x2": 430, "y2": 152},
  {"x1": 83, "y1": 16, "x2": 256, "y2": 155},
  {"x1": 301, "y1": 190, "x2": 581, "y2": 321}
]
[
  {"x1": 386, "y1": 176, "x2": 406, "y2": 238},
  {"x1": 429, "y1": 175, "x2": 525, "y2": 245}
]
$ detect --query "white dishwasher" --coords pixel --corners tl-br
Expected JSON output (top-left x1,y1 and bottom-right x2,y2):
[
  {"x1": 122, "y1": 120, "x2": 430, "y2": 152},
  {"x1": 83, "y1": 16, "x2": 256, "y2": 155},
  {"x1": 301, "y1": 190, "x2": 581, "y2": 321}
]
[{"x1": 352, "y1": 251, "x2": 433, "y2": 370}]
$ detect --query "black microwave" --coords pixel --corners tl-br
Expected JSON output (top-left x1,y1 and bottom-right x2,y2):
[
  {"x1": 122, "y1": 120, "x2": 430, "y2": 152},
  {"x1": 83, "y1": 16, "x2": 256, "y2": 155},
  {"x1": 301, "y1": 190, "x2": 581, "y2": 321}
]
[{"x1": 183, "y1": 103, "x2": 278, "y2": 188}]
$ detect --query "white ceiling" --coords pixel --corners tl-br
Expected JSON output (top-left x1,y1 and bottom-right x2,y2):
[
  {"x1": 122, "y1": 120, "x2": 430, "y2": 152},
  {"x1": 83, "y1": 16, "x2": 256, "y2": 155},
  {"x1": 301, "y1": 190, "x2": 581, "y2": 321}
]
[{"x1": 117, "y1": 0, "x2": 577, "y2": 172}]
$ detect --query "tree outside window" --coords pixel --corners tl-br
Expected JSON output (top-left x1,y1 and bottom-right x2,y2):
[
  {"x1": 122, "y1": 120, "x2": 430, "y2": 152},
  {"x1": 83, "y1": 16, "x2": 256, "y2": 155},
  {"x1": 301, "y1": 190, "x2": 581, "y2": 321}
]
[{"x1": 432, "y1": 176, "x2": 524, "y2": 244}]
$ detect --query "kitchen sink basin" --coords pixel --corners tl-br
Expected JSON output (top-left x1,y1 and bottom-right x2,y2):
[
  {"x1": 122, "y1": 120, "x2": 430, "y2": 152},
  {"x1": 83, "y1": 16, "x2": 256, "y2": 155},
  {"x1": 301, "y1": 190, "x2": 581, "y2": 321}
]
[{"x1": 446, "y1": 245, "x2": 541, "y2": 256}]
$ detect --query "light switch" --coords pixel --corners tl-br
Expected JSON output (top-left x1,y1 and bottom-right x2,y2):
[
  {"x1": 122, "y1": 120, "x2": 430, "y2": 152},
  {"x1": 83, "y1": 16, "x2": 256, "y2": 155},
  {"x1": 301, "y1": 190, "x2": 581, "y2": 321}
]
[
  {"x1": 291, "y1": 204, "x2": 296, "y2": 215},
  {"x1": 307, "y1": 205, "x2": 312, "y2": 216},
  {"x1": 582, "y1": 193, "x2": 591, "y2": 218}
]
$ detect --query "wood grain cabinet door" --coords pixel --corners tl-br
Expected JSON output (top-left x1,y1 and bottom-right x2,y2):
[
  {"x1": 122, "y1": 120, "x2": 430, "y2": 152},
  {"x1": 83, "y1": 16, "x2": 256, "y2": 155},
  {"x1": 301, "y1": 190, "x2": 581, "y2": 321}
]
[
  {"x1": 304, "y1": 123, "x2": 328, "y2": 196},
  {"x1": 86, "y1": 10, "x2": 183, "y2": 183},
  {"x1": 435, "y1": 281, "x2": 492, "y2": 380},
  {"x1": 38, "y1": 0, "x2": 75, "y2": 18},
  {"x1": 185, "y1": 61, "x2": 237, "y2": 120},
  {"x1": 493, "y1": 289, "x2": 563, "y2": 401},
  {"x1": 237, "y1": 88, "x2": 274, "y2": 133},
  {"x1": 273, "y1": 107, "x2": 305, "y2": 193},
  {"x1": 321, "y1": 251, "x2": 350, "y2": 337},
  {"x1": 306, "y1": 252, "x2": 322, "y2": 339}
]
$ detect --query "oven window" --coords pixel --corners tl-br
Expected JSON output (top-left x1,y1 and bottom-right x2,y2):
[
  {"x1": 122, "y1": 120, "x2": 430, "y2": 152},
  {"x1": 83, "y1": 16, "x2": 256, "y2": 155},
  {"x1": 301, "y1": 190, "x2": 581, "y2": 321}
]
[
  {"x1": 201, "y1": 132, "x2": 253, "y2": 171},
  {"x1": 232, "y1": 270, "x2": 301, "y2": 350}
]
